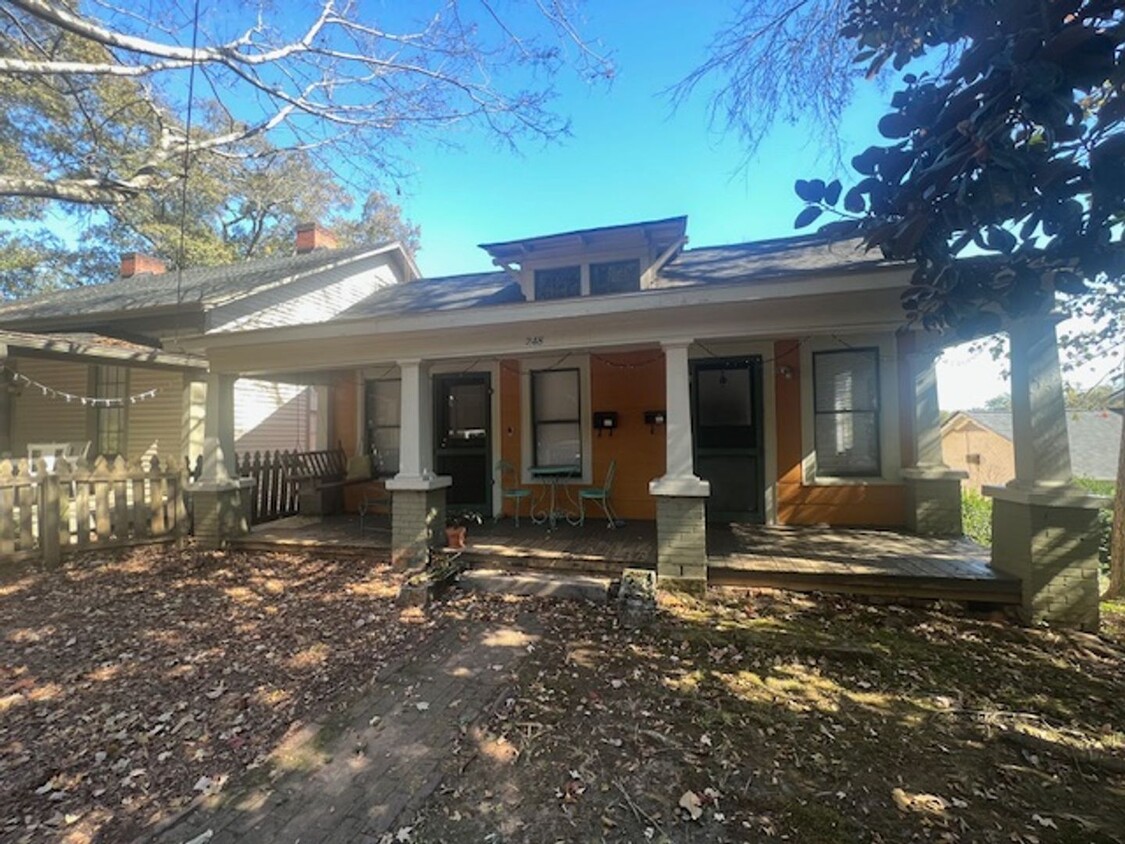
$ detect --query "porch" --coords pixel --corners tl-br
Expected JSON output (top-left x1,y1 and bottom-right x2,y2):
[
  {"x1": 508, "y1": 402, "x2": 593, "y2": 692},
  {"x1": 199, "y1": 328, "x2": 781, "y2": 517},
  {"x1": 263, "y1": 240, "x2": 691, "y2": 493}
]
[{"x1": 232, "y1": 516, "x2": 1021, "y2": 605}]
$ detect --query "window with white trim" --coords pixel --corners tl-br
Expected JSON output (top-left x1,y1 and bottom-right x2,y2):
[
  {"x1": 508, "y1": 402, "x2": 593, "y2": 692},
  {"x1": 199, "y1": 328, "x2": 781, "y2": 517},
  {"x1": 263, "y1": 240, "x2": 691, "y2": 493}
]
[
  {"x1": 530, "y1": 368, "x2": 582, "y2": 468},
  {"x1": 812, "y1": 348, "x2": 880, "y2": 477},
  {"x1": 94, "y1": 364, "x2": 127, "y2": 457},
  {"x1": 589, "y1": 259, "x2": 640, "y2": 295},
  {"x1": 534, "y1": 266, "x2": 581, "y2": 300},
  {"x1": 364, "y1": 379, "x2": 401, "y2": 476}
]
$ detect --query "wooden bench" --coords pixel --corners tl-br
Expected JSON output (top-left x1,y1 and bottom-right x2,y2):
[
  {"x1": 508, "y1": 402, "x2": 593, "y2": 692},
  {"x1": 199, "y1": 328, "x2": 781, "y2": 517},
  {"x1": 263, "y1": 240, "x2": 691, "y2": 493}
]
[{"x1": 285, "y1": 445, "x2": 379, "y2": 516}]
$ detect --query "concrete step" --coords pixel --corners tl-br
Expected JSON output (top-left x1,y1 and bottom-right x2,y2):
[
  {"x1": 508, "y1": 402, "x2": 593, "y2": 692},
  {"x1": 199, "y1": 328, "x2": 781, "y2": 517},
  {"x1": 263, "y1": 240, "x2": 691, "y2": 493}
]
[{"x1": 459, "y1": 568, "x2": 613, "y2": 604}]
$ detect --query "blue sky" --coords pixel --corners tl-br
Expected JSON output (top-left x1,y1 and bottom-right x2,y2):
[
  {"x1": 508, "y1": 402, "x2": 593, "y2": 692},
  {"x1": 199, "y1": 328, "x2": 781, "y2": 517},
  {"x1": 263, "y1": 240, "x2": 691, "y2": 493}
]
[
  {"x1": 378, "y1": 2, "x2": 1118, "y2": 409},
  {"x1": 397, "y1": 2, "x2": 887, "y2": 277}
]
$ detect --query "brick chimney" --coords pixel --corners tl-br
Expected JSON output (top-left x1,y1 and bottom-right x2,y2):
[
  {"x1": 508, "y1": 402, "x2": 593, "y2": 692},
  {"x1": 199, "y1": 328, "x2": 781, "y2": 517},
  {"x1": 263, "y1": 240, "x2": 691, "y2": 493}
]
[
  {"x1": 296, "y1": 222, "x2": 338, "y2": 254},
  {"x1": 120, "y1": 252, "x2": 167, "y2": 278}
]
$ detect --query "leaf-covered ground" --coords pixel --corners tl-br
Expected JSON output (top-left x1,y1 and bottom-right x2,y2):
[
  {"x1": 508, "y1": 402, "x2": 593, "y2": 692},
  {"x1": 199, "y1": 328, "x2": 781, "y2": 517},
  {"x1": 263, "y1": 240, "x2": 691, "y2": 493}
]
[
  {"x1": 4, "y1": 546, "x2": 1125, "y2": 844},
  {"x1": 412, "y1": 592, "x2": 1125, "y2": 844},
  {"x1": 0, "y1": 547, "x2": 432, "y2": 843}
]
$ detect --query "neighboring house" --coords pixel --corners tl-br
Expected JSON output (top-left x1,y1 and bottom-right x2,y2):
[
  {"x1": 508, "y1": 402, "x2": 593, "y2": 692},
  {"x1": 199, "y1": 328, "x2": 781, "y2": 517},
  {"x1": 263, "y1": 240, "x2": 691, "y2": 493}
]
[
  {"x1": 0, "y1": 224, "x2": 420, "y2": 464},
  {"x1": 0, "y1": 328, "x2": 206, "y2": 463},
  {"x1": 943, "y1": 409, "x2": 1122, "y2": 492}
]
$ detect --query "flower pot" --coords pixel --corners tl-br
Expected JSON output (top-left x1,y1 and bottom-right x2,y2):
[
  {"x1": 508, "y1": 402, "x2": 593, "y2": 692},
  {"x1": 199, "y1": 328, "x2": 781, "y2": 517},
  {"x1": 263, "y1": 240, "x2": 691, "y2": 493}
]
[{"x1": 445, "y1": 525, "x2": 467, "y2": 549}]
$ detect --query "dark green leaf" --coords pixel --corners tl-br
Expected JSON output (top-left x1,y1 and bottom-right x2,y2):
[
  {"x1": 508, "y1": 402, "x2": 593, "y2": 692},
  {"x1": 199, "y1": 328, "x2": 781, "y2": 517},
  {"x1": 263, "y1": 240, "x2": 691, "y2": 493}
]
[
  {"x1": 794, "y1": 179, "x2": 826, "y2": 202},
  {"x1": 823, "y1": 179, "x2": 842, "y2": 205},
  {"x1": 843, "y1": 186, "x2": 866, "y2": 213},
  {"x1": 794, "y1": 206, "x2": 823, "y2": 229}
]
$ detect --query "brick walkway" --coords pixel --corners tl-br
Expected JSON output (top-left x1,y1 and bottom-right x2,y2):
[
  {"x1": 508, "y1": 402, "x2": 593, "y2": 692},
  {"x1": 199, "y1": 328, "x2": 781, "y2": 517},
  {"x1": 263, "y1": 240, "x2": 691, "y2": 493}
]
[{"x1": 148, "y1": 616, "x2": 540, "y2": 844}]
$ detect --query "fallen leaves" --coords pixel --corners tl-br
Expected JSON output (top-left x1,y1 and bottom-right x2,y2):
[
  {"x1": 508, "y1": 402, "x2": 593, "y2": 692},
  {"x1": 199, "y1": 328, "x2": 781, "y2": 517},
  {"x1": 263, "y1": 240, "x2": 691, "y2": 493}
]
[{"x1": 0, "y1": 546, "x2": 427, "y2": 842}]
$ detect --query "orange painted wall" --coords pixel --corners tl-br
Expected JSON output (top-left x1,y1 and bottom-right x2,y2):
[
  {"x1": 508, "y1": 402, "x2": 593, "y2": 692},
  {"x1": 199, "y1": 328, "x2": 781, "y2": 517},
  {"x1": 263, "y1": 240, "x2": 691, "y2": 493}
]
[
  {"x1": 498, "y1": 352, "x2": 666, "y2": 521},
  {"x1": 589, "y1": 351, "x2": 665, "y2": 520},
  {"x1": 325, "y1": 373, "x2": 391, "y2": 513},
  {"x1": 773, "y1": 339, "x2": 906, "y2": 527}
]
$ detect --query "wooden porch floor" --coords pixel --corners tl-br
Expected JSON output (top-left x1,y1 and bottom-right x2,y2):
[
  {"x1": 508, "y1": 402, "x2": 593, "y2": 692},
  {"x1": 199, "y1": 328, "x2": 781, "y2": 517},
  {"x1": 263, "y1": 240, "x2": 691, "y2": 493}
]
[{"x1": 232, "y1": 515, "x2": 1020, "y2": 604}]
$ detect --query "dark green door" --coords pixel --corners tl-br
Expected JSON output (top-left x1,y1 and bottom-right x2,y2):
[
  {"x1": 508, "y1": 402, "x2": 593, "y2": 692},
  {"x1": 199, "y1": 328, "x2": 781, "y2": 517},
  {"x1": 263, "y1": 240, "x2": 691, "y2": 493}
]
[
  {"x1": 691, "y1": 357, "x2": 765, "y2": 523},
  {"x1": 434, "y1": 373, "x2": 491, "y2": 510}
]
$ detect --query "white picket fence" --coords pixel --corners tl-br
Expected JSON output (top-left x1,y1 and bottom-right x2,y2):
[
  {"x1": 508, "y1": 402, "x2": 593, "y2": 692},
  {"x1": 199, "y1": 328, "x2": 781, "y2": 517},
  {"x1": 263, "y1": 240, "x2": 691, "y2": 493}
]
[{"x1": 0, "y1": 456, "x2": 186, "y2": 567}]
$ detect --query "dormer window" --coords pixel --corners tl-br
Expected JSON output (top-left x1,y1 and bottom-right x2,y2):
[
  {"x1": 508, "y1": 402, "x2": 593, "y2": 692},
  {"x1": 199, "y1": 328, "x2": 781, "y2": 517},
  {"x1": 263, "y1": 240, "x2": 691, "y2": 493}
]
[
  {"x1": 534, "y1": 266, "x2": 581, "y2": 300},
  {"x1": 480, "y1": 216, "x2": 688, "y2": 303},
  {"x1": 590, "y1": 259, "x2": 640, "y2": 295}
]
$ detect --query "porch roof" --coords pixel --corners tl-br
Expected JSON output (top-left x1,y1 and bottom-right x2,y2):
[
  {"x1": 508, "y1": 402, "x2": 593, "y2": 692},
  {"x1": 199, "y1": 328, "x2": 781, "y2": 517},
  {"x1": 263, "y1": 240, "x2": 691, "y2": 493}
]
[{"x1": 0, "y1": 328, "x2": 205, "y2": 370}]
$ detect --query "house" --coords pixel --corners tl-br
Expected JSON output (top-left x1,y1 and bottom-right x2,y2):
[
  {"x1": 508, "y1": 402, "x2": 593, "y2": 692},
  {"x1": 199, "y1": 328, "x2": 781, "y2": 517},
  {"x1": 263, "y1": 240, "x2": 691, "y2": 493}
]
[
  {"x1": 0, "y1": 224, "x2": 420, "y2": 465},
  {"x1": 943, "y1": 410, "x2": 1122, "y2": 492},
  {"x1": 0, "y1": 214, "x2": 1106, "y2": 629},
  {"x1": 0, "y1": 328, "x2": 206, "y2": 463}
]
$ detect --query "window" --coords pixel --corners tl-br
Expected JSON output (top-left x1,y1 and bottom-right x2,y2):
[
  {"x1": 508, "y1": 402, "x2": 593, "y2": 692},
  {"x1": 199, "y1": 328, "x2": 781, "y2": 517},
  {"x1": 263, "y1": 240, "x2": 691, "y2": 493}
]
[
  {"x1": 589, "y1": 259, "x2": 640, "y2": 295},
  {"x1": 94, "y1": 365, "x2": 127, "y2": 457},
  {"x1": 534, "y1": 266, "x2": 580, "y2": 300},
  {"x1": 812, "y1": 348, "x2": 880, "y2": 476},
  {"x1": 531, "y1": 368, "x2": 581, "y2": 467},
  {"x1": 364, "y1": 379, "x2": 401, "y2": 475}
]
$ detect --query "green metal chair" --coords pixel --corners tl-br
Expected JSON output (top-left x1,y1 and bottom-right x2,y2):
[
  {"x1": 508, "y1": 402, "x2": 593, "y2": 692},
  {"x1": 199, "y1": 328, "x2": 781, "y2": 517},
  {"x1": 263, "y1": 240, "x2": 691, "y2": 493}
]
[
  {"x1": 496, "y1": 460, "x2": 532, "y2": 526},
  {"x1": 578, "y1": 459, "x2": 618, "y2": 528}
]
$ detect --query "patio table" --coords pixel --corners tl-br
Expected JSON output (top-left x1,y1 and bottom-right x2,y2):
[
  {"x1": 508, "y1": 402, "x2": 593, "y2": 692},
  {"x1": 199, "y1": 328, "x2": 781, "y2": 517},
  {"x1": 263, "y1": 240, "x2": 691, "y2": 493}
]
[{"x1": 529, "y1": 464, "x2": 580, "y2": 529}]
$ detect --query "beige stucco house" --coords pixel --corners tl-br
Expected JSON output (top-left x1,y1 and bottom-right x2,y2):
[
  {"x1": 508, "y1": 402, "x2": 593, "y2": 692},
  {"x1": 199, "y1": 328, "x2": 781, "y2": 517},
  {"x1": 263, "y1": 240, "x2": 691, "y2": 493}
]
[{"x1": 943, "y1": 409, "x2": 1122, "y2": 492}]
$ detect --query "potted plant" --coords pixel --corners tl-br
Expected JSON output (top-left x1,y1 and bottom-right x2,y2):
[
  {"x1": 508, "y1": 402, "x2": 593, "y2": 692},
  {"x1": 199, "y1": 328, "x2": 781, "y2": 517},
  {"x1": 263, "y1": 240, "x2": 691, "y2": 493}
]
[{"x1": 445, "y1": 509, "x2": 483, "y2": 549}]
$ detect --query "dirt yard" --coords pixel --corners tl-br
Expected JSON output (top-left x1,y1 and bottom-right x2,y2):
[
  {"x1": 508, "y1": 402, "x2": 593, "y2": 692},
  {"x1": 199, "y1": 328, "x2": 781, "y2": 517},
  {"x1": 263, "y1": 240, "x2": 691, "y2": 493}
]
[
  {"x1": 3, "y1": 547, "x2": 1125, "y2": 844},
  {"x1": 0, "y1": 547, "x2": 430, "y2": 843},
  {"x1": 411, "y1": 592, "x2": 1125, "y2": 844}
]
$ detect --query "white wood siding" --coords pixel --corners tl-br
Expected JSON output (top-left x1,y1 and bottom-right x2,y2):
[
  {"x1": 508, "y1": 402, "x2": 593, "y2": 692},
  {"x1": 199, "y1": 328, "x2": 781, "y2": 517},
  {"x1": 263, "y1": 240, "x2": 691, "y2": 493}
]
[
  {"x1": 128, "y1": 369, "x2": 185, "y2": 463},
  {"x1": 11, "y1": 358, "x2": 89, "y2": 455},
  {"x1": 234, "y1": 379, "x2": 317, "y2": 454},
  {"x1": 210, "y1": 262, "x2": 401, "y2": 333}
]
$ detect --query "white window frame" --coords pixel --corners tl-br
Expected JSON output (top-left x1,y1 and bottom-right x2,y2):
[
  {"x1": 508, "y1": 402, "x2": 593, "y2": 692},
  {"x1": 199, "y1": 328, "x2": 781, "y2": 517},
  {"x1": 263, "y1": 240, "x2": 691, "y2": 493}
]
[
  {"x1": 520, "y1": 354, "x2": 592, "y2": 485},
  {"x1": 800, "y1": 333, "x2": 901, "y2": 485}
]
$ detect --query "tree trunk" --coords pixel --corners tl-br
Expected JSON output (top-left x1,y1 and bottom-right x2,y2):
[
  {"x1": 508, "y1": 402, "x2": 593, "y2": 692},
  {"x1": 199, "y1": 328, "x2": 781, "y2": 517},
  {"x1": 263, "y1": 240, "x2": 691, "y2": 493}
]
[{"x1": 1104, "y1": 413, "x2": 1125, "y2": 599}]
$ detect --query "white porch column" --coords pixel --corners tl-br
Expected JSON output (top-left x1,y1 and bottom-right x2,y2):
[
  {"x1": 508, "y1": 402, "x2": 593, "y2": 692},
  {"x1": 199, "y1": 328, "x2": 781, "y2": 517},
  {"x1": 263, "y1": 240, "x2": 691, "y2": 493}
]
[
  {"x1": 984, "y1": 312, "x2": 1108, "y2": 630},
  {"x1": 650, "y1": 341, "x2": 709, "y2": 495},
  {"x1": 901, "y1": 347, "x2": 966, "y2": 536},
  {"x1": 1007, "y1": 314, "x2": 1071, "y2": 487},
  {"x1": 200, "y1": 372, "x2": 236, "y2": 481},
  {"x1": 190, "y1": 372, "x2": 251, "y2": 548},
  {"x1": 649, "y1": 341, "x2": 709, "y2": 591},
  {"x1": 385, "y1": 359, "x2": 451, "y2": 568}
]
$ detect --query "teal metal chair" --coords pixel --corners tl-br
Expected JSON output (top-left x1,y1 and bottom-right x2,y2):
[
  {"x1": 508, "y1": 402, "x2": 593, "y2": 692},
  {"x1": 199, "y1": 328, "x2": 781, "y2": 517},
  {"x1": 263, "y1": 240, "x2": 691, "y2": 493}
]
[
  {"x1": 578, "y1": 459, "x2": 618, "y2": 528},
  {"x1": 496, "y1": 460, "x2": 532, "y2": 526}
]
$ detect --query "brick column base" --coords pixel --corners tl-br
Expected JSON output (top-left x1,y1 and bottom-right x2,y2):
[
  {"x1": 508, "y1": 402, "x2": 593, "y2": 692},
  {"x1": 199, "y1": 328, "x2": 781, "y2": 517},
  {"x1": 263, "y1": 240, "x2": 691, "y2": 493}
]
[
  {"x1": 902, "y1": 469, "x2": 967, "y2": 537},
  {"x1": 391, "y1": 488, "x2": 447, "y2": 570},
  {"x1": 655, "y1": 496, "x2": 707, "y2": 594},
  {"x1": 989, "y1": 492, "x2": 1105, "y2": 631},
  {"x1": 191, "y1": 482, "x2": 250, "y2": 550}
]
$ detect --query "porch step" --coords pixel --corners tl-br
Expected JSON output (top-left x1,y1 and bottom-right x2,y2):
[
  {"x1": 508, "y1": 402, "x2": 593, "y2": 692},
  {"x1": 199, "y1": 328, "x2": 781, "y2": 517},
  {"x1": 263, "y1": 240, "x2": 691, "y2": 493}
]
[
  {"x1": 460, "y1": 568, "x2": 613, "y2": 604},
  {"x1": 708, "y1": 565, "x2": 1023, "y2": 605}
]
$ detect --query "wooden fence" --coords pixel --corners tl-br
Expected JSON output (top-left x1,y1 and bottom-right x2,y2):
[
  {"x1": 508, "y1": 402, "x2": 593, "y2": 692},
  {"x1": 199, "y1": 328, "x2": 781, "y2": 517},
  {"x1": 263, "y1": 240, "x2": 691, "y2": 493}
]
[
  {"x1": 0, "y1": 456, "x2": 186, "y2": 567},
  {"x1": 235, "y1": 450, "x2": 298, "y2": 525}
]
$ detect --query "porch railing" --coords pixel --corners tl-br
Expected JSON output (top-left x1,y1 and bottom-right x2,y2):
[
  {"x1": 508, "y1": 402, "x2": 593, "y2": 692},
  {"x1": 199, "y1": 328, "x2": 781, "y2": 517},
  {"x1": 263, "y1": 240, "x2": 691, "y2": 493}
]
[
  {"x1": 235, "y1": 449, "x2": 299, "y2": 525},
  {"x1": 0, "y1": 456, "x2": 186, "y2": 567}
]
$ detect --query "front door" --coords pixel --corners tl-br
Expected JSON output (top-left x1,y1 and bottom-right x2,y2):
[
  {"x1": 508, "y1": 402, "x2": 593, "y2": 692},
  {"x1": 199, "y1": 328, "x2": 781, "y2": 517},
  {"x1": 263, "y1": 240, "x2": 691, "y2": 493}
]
[
  {"x1": 434, "y1": 373, "x2": 491, "y2": 510},
  {"x1": 691, "y1": 357, "x2": 765, "y2": 523}
]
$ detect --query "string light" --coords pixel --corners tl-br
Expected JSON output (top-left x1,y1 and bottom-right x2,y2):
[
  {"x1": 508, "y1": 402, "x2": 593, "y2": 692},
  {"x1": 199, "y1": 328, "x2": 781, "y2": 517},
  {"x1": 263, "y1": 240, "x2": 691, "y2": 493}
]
[{"x1": 1, "y1": 364, "x2": 177, "y2": 408}]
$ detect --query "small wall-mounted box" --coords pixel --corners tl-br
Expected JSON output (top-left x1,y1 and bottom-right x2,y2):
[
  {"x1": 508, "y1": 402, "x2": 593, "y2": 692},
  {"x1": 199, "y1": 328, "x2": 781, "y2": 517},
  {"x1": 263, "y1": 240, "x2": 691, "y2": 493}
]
[
  {"x1": 643, "y1": 410, "x2": 666, "y2": 432},
  {"x1": 593, "y1": 411, "x2": 619, "y2": 434}
]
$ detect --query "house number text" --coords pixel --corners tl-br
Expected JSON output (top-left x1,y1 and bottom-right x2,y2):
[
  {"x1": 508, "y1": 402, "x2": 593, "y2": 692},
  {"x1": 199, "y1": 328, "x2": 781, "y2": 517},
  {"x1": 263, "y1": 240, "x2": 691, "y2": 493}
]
[{"x1": 525, "y1": 336, "x2": 544, "y2": 346}]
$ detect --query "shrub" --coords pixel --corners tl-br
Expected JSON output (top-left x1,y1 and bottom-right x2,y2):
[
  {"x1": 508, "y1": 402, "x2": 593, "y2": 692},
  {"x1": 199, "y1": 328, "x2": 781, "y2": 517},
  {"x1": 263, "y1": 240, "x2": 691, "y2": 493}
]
[
  {"x1": 962, "y1": 489, "x2": 992, "y2": 547},
  {"x1": 1074, "y1": 478, "x2": 1115, "y2": 576}
]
